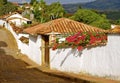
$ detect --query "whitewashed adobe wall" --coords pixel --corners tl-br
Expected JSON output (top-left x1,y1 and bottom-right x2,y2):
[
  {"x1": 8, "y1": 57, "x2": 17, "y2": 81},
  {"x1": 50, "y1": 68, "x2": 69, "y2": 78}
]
[
  {"x1": 0, "y1": 20, "x2": 42, "y2": 65},
  {"x1": 50, "y1": 34, "x2": 120, "y2": 80},
  {"x1": 17, "y1": 33, "x2": 29, "y2": 55},
  {"x1": 28, "y1": 35, "x2": 42, "y2": 65}
]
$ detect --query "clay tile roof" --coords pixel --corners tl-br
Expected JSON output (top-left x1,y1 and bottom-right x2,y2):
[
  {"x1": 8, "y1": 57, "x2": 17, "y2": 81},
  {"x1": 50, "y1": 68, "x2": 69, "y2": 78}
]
[
  {"x1": 24, "y1": 18, "x2": 106, "y2": 35},
  {"x1": 106, "y1": 25, "x2": 120, "y2": 34},
  {"x1": 6, "y1": 17, "x2": 30, "y2": 22},
  {"x1": 23, "y1": 24, "x2": 43, "y2": 35},
  {"x1": 0, "y1": 12, "x2": 18, "y2": 19}
]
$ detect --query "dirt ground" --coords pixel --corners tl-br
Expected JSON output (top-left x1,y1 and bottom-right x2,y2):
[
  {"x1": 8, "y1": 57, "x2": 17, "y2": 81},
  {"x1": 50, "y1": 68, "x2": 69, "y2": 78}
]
[
  {"x1": 0, "y1": 28, "x2": 17, "y2": 50},
  {"x1": 0, "y1": 52, "x2": 81, "y2": 83}
]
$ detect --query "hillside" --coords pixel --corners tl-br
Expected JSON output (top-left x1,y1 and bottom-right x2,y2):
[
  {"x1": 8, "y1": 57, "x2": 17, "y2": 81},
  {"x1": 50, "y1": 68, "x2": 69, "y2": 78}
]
[
  {"x1": 63, "y1": 0, "x2": 120, "y2": 20},
  {"x1": 63, "y1": 0, "x2": 120, "y2": 12},
  {"x1": 63, "y1": 3, "x2": 82, "y2": 13},
  {"x1": 82, "y1": 0, "x2": 120, "y2": 11}
]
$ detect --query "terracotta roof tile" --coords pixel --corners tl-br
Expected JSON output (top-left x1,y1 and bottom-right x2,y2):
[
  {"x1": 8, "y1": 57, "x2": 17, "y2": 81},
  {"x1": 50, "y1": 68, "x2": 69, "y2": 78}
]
[
  {"x1": 0, "y1": 12, "x2": 18, "y2": 19},
  {"x1": 6, "y1": 17, "x2": 30, "y2": 21},
  {"x1": 10, "y1": 23, "x2": 23, "y2": 33},
  {"x1": 24, "y1": 18, "x2": 106, "y2": 35},
  {"x1": 106, "y1": 26, "x2": 120, "y2": 33}
]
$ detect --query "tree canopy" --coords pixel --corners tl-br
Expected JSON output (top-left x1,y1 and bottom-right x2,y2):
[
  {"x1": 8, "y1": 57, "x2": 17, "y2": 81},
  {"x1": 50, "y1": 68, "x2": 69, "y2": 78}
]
[
  {"x1": 46, "y1": 2, "x2": 65, "y2": 20},
  {"x1": 0, "y1": 0, "x2": 7, "y2": 6},
  {"x1": 114, "y1": 19, "x2": 120, "y2": 25},
  {"x1": 32, "y1": 0, "x2": 47, "y2": 22},
  {"x1": 30, "y1": 0, "x2": 37, "y2": 5},
  {"x1": 70, "y1": 9, "x2": 111, "y2": 30},
  {"x1": 32, "y1": 1, "x2": 65, "y2": 23},
  {"x1": 0, "y1": 1, "x2": 17, "y2": 16}
]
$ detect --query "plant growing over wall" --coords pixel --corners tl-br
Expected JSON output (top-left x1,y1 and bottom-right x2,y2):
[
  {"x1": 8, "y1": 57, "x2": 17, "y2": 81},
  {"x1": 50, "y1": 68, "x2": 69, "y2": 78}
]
[
  {"x1": 19, "y1": 36, "x2": 29, "y2": 44},
  {"x1": 52, "y1": 31, "x2": 107, "y2": 51}
]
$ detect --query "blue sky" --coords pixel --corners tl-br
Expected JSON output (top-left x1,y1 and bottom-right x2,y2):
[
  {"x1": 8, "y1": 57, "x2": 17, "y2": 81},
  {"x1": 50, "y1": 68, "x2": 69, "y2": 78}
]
[
  {"x1": 44, "y1": 0, "x2": 95, "y2": 4},
  {"x1": 8, "y1": 0, "x2": 95, "y2": 4}
]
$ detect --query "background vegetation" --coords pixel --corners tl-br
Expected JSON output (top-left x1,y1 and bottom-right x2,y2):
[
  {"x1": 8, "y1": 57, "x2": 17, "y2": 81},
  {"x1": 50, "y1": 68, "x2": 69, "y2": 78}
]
[
  {"x1": 0, "y1": 0, "x2": 18, "y2": 15},
  {"x1": 31, "y1": 0, "x2": 65, "y2": 23},
  {"x1": 70, "y1": 9, "x2": 111, "y2": 29},
  {"x1": 1, "y1": 0, "x2": 120, "y2": 30}
]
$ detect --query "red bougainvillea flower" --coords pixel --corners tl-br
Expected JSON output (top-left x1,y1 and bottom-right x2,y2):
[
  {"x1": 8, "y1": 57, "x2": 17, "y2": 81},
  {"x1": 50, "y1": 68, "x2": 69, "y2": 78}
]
[
  {"x1": 66, "y1": 35, "x2": 76, "y2": 42},
  {"x1": 96, "y1": 38, "x2": 102, "y2": 43},
  {"x1": 52, "y1": 31, "x2": 107, "y2": 51},
  {"x1": 78, "y1": 35, "x2": 86, "y2": 41},
  {"x1": 89, "y1": 35, "x2": 96, "y2": 44},
  {"x1": 74, "y1": 35, "x2": 86, "y2": 45},
  {"x1": 77, "y1": 46, "x2": 83, "y2": 51},
  {"x1": 66, "y1": 32, "x2": 81, "y2": 43},
  {"x1": 102, "y1": 35, "x2": 107, "y2": 40},
  {"x1": 52, "y1": 43, "x2": 58, "y2": 50}
]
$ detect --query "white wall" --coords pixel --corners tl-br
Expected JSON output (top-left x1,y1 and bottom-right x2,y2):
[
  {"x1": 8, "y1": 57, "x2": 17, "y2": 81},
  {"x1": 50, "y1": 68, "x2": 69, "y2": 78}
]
[
  {"x1": 28, "y1": 35, "x2": 42, "y2": 65},
  {"x1": 0, "y1": 20, "x2": 42, "y2": 65},
  {"x1": 17, "y1": 33, "x2": 29, "y2": 55},
  {"x1": 50, "y1": 34, "x2": 120, "y2": 80}
]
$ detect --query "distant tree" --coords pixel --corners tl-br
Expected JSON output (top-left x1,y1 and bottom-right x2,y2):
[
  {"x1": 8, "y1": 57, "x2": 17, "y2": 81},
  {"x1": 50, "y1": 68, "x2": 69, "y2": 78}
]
[
  {"x1": 32, "y1": 1, "x2": 65, "y2": 23},
  {"x1": 78, "y1": 5, "x2": 82, "y2": 9},
  {"x1": 4, "y1": 0, "x2": 7, "y2": 4},
  {"x1": 30, "y1": 0, "x2": 37, "y2": 5},
  {"x1": 117, "y1": 20, "x2": 120, "y2": 25},
  {"x1": 0, "y1": 0, "x2": 7, "y2": 6},
  {"x1": 0, "y1": 2, "x2": 17, "y2": 16},
  {"x1": 70, "y1": 9, "x2": 111, "y2": 29},
  {"x1": 114, "y1": 19, "x2": 120, "y2": 25},
  {"x1": 32, "y1": 0, "x2": 47, "y2": 22},
  {"x1": 46, "y1": 2, "x2": 65, "y2": 20}
]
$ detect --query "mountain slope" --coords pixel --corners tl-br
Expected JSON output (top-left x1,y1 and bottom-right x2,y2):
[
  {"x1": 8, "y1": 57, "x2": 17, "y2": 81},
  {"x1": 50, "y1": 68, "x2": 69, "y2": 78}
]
[{"x1": 82, "y1": 0, "x2": 120, "y2": 11}]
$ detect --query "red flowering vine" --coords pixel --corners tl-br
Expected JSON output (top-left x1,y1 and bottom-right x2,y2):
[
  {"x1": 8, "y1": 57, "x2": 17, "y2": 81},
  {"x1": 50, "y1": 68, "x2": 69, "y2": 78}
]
[{"x1": 52, "y1": 31, "x2": 107, "y2": 51}]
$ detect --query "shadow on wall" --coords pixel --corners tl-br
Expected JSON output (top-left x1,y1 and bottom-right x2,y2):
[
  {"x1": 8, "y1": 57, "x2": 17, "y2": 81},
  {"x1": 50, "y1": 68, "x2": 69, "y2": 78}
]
[
  {"x1": 51, "y1": 48, "x2": 83, "y2": 67},
  {"x1": 51, "y1": 45, "x2": 106, "y2": 67},
  {"x1": 30, "y1": 35, "x2": 37, "y2": 43},
  {"x1": 60, "y1": 49, "x2": 83, "y2": 66}
]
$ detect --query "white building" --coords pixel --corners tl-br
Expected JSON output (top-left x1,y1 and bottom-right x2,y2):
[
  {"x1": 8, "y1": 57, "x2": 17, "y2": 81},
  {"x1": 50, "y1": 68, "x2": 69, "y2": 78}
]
[
  {"x1": 1, "y1": 18, "x2": 120, "y2": 81},
  {"x1": 5, "y1": 12, "x2": 32, "y2": 27}
]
